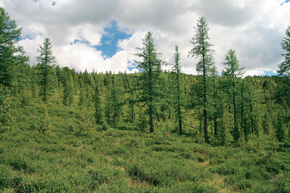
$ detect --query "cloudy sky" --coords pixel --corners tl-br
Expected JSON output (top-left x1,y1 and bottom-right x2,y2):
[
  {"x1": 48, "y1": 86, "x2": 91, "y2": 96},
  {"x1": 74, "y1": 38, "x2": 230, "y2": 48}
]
[{"x1": 1, "y1": 0, "x2": 290, "y2": 76}]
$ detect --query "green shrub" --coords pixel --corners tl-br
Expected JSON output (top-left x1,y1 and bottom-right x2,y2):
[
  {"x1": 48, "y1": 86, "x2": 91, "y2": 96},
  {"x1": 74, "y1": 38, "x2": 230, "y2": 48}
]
[
  {"x1": 273, "y1": 171, "x2": 290, "y2": 193},
  {"x1": 1, "y1": 153, "x2": 36, "y2": 173},
  {"x1": 88, "y1": 167, "x2": 122, "y2": 189},
  {"x1": 127, "y1": 158, "x2": 202, "y2": 187},
  {"x1": 173, "y1": 181, "x2": 218, "y2": 193},
  {"x1": 211, "y1": 164, "x2": 236, "y2": 175},
  {"x1": 0, "y1": 165, "x2": 14, "y2": 188},
  {"x1": 255, "y1": 156, "x2": 286, "y2": 174},
  {"x1": 16, "y1": 175, "x2": 73, "y2": 192}
]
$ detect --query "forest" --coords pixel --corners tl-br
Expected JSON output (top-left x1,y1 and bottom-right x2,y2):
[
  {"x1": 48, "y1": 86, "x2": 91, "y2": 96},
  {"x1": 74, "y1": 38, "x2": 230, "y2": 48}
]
[{"x1": 1, "y1": 7, "x2": 290, "y2": 192}]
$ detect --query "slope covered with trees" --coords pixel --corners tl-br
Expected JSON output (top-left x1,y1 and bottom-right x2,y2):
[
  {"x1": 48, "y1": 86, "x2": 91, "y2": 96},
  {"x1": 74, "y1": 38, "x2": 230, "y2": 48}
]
[{"x1": 0, "y1": 8, "x2": 290, "y2": 192}]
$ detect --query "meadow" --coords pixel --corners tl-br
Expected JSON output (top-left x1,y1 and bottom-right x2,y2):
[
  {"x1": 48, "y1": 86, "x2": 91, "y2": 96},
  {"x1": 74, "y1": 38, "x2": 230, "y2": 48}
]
[{"x1": 0, "y1": 102, "x2": 289, "y2": 193}]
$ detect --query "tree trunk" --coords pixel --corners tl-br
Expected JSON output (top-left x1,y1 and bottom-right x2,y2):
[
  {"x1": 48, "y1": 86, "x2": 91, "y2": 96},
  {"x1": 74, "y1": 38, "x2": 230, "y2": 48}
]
[
  {"x1": 131, "y1": 90, "x2": 134, "y2": 122},
  {"x1": 233, "y1": 81, "x2": 239, "y2": 141},
  {"x1": 149, "y1": 66, "x2": 154, "y2": 133},
  {"x1": 178, "y1": 95, "x2": 182, "y2": 135},
  {"x1": 213, "y1": 80, "x2": 218, "y2": 136},
  {"x1": 203, "y1": 51, "x2": 209, "y2": 144},
  {"x1": 177, "y1": 73, "x2": 182, "y2": 135},
  {"x1": 250, "y1": 99, "x2": 254, "y2": 133}
]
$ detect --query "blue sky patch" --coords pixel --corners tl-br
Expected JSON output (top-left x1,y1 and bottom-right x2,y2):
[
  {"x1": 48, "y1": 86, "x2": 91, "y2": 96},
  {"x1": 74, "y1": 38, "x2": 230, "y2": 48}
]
[
  {"x1": 95, "y1": 20, "x2": 132, "y2": 58},
  {"x1": 264, "y1": 71, "x2": 277, "y2": 76},
  {"x1": 71, "y1": 39, "x2": 89, "y2": 45},
  {"x1": 20, "y1": 34, "x2": 33, "y2": 41},
  {"x1": 127, "y1": 61, "x2": 142, "y2": 72},
  {"x1": 281, "y1": 0, "x2": 290, "y2": 5}
]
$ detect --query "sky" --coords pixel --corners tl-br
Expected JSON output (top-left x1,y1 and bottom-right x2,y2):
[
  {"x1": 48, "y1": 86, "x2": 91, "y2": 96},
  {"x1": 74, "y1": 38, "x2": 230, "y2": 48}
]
[{"x1": 1, "y1": 0, "x2": 290, "y2": 76}]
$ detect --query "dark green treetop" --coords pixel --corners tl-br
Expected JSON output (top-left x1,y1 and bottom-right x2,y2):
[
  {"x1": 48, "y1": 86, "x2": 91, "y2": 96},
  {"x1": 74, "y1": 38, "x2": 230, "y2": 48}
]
[
  {"x1": 0, "y1": 8, "x2": 28, "y2": 87},
  {"x1": 278, "y1": 26, "x2": 290, "y2": 77}
]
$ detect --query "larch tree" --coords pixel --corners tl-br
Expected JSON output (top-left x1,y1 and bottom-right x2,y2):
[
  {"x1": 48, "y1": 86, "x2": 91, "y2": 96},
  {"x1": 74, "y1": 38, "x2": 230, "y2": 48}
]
[
  {"x1": 124, "y1": 72, "x2": 137, "y2": 123},
  {"x1": 94, "y1": 80, "x2": 103, "y2": 125},
  {"x1": 135, "y1": 32, "x2": 162, "y2": 133},
  {"x1": 277, "y1": 26, "x2": 290, "y2": 123},
  {"x1": 278, "y1": 26, "x2": 290, "y2": 77},
  {"x1": 36, "y1": 38, "x2": 56, "y2": 104},
  {"x1": 222, "y1": 49, "x2": 244, "y2": 142},
  {"x1": 63, "y1": 75, "x2": 74, "y2": 106},
  {"x1": 0, "y1": 8, "x2": 28, "y2": 87},
  {"x1": 111, "y1": 75, "x2": 120, "y2": 126},
  {"x1": 188, "y1": 17, "x2": 215, "y2": 144},
  {"x1": 210, "y1": 66, "x2": 219, "y2": 137},
  {"x1": 172, "y1": 45, "x2": 183, "y2": 134}
]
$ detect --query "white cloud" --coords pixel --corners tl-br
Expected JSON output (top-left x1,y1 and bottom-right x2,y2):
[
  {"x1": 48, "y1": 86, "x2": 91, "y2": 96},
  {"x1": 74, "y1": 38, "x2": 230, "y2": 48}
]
[
  {"x1": 17, "y1": 35, "x2": 44, "y2": 65},
  {"x1": 53, "y1": 43, "x2": 132, "y2": 73},
  {"x1": 244, "y1": 70, "x2": 266, "y2": 77},
  {"x1": 2, "y1": 0, "x2": 289, "y2": 75}
]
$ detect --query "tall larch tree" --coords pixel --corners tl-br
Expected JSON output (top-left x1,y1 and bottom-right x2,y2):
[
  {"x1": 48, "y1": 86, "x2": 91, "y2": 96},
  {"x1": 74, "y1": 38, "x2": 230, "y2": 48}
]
[
  {"x1": 278, "y1": 26, "x2": 290, "y2": 77},
  {"x1": 0, "y1": 8, "x2": 28, "y2": 87},
  {"x1": 210, "y1": 66, "x2": 219, "y2": 137},
  {"x1": 135, "y1": 32, "x2": 162, "y2": 133},
  {"x1": 36, "y1": 38, "x2": 56, "y2": 104},
  {"x1": 172, "y1": 45, "x2": 183, "y2": 134},
  {"x1": 277, "y1": 26, "x2": 290, "y2": 119},
  {"x1": 222, "y1": 49, "x2": 244, "y2": 142},
  {"x1": 189, "y1": 17, "x2": 215, "y2": 144}
]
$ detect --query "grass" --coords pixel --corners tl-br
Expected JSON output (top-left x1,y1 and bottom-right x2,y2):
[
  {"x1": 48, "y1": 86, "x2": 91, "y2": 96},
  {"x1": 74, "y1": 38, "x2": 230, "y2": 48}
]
[{"x1": 0, "y1": 102, "x2": 289, "y2": 192}]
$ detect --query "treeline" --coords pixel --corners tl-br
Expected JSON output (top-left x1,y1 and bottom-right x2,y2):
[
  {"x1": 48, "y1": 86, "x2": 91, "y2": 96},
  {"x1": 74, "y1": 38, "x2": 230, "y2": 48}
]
[{"x1": 1, "y1": 8, "x2": 290, "y2": 146}]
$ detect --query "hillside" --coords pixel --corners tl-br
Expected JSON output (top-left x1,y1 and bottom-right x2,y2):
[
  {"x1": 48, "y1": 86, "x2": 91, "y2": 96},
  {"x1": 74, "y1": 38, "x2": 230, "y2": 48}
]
[
  {"x1": 0, "y1": 102, "x2": 290, "y2": 192},
  {"x1": 0, "y1": 70, "x2": 290, "y2": 192},
  {"x1": 1, "y1": 6, "x2": 290, "y2": 192}
]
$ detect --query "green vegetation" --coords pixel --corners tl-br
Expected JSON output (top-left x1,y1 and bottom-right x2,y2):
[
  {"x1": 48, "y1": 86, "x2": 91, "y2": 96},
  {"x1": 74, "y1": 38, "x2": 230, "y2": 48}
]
[
  {"x1": 0, "y1": 8, "x2": 290, "y2": 192},
  {"x1": 0, "y1": 109, "x2": 290, "y2": 192}
]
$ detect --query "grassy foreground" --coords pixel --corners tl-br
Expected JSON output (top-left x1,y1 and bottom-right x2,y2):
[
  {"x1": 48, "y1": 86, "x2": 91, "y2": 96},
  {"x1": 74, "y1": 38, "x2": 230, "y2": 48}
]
[{"x1": 0, "y1": 104, "x2": 290, "y2": 193}]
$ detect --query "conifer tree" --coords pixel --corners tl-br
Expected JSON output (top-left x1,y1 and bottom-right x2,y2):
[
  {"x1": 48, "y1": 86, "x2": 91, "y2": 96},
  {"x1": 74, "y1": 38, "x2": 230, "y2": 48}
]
[
  {"x1": 277, "y1": 27, "x2": 290, "y2": 117},
  {"x1": 105, "y1": 83, "x2": 112, "y2": 125},
  {"x1": 16, "y1": 63, "x2": 31, "y2": 107},
  {"x1": 36, "y1": 38, "x2": 56, "y2": 103},
  {"x1": 222, "y1": 49, "x2": 244, "y2": 142},
  {"x1": 78, "y1": 87, "x2": 85, "y2": 107},
  {"x1": 240, "y1": 79, "x2": 248, "y2": 139},
  {"x1": 63, "y1": 75, "x2": 74, "y2": 106},
  {"x1": 0, "y1": 8, "x2": 28, "y2": 87},
  {"x1": 135, "y1": 32, "x2": 162, "y2": 133},
  {"x1": 75, "y1": 107, "x2": 92, "y2": 136},
  {"x1": 278, "y1": 26, "x2": 290, "y2": 77},
  {"x1": 172, "y1": 46, "x2": 183, "y2": 134},
  {"x1": 275, "y1": 111, "x2": 285, "y2": 142},
  {"x1": 124, "y1": 73, "x2": 137, "y2": 122},
  {"x1": 78, "y1": 78, "x2": 86, "y2": 107},
  {"x1": 111, "y1": 76, "x2": 120, "y2": 126},
  {"x1": 94, "y1": 81, "x2": 103, "y2": 125},
  {"x1": 189, "y1": 17, "x2": 215, "y2": 144},
  {"x1": 210, "y1": 66, "x2": 219, "y2": 137}
]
